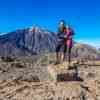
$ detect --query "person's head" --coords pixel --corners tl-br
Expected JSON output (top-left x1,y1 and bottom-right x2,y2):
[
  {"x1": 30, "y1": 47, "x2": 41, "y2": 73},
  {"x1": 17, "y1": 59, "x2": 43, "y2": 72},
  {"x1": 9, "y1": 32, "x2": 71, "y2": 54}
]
[
  {"x1": 58, "y1": 20, "x2": 66, "y2": 32},
  {"x1": 59, "y1": 20, "x2": 66, "y2": 27},
  {"x1": 66, "y1": 24, "x2": 70, "y2": 29}
]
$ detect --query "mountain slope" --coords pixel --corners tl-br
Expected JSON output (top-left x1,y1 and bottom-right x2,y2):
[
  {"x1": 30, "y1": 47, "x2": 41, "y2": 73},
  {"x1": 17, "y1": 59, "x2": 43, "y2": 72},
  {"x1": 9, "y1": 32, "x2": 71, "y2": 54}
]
[
  {"x1": 72, "y1": 43, "x2": 100, "y2": 60},
  {"x1": 0, "y1": 26, "x2": 99, "y2": 59},
  {"x1": 0, "y1": 27, "x2": 57, "y2": 56}
]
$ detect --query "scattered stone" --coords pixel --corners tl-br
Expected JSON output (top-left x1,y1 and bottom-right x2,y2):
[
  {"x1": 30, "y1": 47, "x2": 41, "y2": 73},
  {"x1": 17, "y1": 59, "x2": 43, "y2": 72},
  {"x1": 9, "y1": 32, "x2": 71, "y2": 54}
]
[
  {"x1": 0, "y1": 56, "x2": 99, "y2": 99},
  {"x1": 1, "y1": 56, "x2": 15, "y2": 62}
]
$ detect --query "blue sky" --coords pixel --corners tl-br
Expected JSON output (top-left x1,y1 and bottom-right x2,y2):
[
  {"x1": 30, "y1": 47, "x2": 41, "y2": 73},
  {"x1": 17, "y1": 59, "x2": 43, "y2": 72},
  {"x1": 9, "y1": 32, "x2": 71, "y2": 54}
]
[{"x1": 0, "y1": 0, "x2": 100, "y2": 47}]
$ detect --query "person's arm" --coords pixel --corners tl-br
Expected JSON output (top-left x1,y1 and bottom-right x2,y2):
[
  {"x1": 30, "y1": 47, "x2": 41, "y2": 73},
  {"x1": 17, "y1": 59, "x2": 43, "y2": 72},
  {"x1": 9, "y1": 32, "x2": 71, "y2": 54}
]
[
  {"x1": 57, "y1": 32, "x2": 67, "y2": 39},
  {"x1": 68, "y1": 29, "x2": 74, "y2": 39}
]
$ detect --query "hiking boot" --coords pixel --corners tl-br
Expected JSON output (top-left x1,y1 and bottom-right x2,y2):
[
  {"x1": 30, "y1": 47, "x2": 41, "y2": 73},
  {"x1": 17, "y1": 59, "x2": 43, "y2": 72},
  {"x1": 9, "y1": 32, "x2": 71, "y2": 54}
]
[
  {"x1": 68, "y1": 66, "x2": 74, "y2": 70},
  {"x1": 54, "y1": 61, "x2": 60, "y2": 65},
  {"x1": 67, "y1": 63, "x2": 74, "y2": 70}
]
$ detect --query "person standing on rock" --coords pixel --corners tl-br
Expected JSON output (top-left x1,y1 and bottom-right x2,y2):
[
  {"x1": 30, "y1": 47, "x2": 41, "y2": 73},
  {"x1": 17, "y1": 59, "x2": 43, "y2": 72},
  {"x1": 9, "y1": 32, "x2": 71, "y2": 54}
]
[
  {"x1": 55, "y1": 20, "x2": 74, "y2": 68},
  {"x1": 65, "y1": 25, "x2": 74, "y2": 68},
  {"x1": 55, "y1": 20, "x2": 67, "y2": 64}
]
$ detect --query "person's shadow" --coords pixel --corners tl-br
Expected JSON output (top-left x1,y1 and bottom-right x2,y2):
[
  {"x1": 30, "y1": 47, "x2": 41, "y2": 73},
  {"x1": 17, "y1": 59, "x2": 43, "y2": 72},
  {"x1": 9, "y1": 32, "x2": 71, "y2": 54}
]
[{"x1": 57, "y1": 64, "x2": 83, "y2": 82}]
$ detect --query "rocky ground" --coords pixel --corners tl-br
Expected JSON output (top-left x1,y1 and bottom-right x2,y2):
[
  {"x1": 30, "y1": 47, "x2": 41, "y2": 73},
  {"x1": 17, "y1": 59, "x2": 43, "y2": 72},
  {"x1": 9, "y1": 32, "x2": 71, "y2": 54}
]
[
  {"x1": 0, "y1": 55, "x2": 100, "y2": 100},
  {"x1": 0, "y1": 81, "x2": 99, "y2": 100}
]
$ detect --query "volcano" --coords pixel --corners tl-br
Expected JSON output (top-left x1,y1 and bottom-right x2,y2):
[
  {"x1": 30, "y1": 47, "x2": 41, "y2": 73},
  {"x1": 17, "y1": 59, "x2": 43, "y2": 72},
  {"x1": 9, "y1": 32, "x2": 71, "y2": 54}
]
[{"x1": 0, "y1": 26, "x2": 99, "y2": 59}]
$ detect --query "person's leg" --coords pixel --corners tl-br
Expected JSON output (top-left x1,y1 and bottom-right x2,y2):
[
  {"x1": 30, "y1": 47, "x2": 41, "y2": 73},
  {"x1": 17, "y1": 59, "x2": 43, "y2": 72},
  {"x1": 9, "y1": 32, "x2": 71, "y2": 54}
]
[
  {"x1": 63, "y1": 44, "x2": 67, "y2": 61},
  {"x1": 67, "y1": 46, "x2": 72, "y2": 67},
  {"x1": 59, "y1": 52, "x2": 63, "y2": 63},
  {"x1": 55, "y1": 44, "x2": 62, "y2": 64}
]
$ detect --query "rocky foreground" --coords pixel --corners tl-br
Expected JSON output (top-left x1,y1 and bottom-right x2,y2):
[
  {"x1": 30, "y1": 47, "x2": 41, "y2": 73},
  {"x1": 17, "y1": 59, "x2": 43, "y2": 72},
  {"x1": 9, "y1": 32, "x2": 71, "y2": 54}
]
[
  {"x1": 0, "y1": 80, "x2": 99, "y2": 100},
  {"x1": 0, "y1": 56, "x2": 100, "y2": 100}
]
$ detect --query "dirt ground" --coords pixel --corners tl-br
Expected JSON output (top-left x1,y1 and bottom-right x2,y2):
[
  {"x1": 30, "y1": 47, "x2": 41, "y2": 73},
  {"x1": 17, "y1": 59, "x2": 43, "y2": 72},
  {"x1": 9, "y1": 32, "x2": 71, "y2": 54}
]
[{"x1": 0, "y1": 57, "x2": 100, "y2": 100}]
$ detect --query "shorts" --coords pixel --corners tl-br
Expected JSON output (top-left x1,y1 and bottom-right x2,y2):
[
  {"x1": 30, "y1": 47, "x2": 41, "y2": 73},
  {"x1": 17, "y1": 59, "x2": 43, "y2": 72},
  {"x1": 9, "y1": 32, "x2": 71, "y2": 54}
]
[
  {"x1": 56, "y1": 40, "x2": 72, "y2": 53},
  {"x1": 65, "y1": 39, "x2": 73, "y2": 48},
  {"x1": 56, "y1": 42, "x2": 67, "y2": 53}
]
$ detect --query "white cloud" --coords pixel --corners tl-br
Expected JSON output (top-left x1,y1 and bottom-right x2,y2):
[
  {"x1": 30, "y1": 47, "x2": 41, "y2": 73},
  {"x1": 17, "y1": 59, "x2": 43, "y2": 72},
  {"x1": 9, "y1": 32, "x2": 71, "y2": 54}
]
[{"x1": 76, "y1": 39, "x2": 100, "y2": 48}]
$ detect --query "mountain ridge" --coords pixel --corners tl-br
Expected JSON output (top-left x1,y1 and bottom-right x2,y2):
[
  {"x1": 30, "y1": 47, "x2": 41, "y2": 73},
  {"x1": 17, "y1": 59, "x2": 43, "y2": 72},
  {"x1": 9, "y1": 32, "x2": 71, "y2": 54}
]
[{"x1": 0, "y1": 26, "x2": 99, "y2": 60}]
